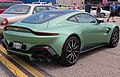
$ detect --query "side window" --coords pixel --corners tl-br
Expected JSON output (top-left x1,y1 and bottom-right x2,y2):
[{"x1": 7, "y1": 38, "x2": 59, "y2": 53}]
[
  {"x1": 75, "y1": 13, "x2": 97, "y2": 23},
  {"x1": 48, "y1": 7, "x2": 57, "y2": 10},
  {"x1": 67, "y1": 16, "x2": 78, "y2": 23},
  {"x1": 0, "y1": 2, "x2": 3, "y2": 9},
  {"x1": 3, "y1": 2, "x2": 14, "y2": 8},
  {"x1": 34, "y1": 6, "x2": 47, "y2": 13}
]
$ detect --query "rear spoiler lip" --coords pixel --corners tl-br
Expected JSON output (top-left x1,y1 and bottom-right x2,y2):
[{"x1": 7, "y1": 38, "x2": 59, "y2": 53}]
[{"x1": 4, "y1": 26, "x2": 59, "y2": 36}]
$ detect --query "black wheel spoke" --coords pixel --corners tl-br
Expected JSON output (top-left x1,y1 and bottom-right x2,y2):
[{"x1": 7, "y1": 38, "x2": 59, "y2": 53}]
[
  {"x1": 67, "y1": 53, "x2": 72, "y2": 58},
  {"x1": 71, "y1": 40, "x2": 74, "y2": 48},
  {"x1": 66, "y1": 50, "x2": 72, "y2": 53},
  {"x1": 69, "y1": 53, "x2": 73, "y2": 62},
  {"x1": 75, "y1": 50, "x2": 79, "y2": 52},
  {"x1": 73, "y1": 41, "x2": 77, "y2": 47},
  {"x1": 68, "y1": 43, "x2": 72, "y2": 50},
  {"x1": 74, "y1": 45, "x2": 79, "y2": 50},
  {"x1": 73, "y1": 52, "x2": 77, "y2": 60}
]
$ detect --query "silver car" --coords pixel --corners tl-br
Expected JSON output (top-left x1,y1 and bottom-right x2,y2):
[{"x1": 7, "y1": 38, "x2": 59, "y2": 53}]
[{"x1": 0, "y1": 4, "x2": 57, "y2": 36}]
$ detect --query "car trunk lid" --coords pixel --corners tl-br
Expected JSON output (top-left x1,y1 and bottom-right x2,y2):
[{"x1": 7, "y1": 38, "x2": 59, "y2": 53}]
[
  {"x1": 5, "y1": 21, "x2": 49, "y2": 32},
  {"x1": 0, "y1": 14, "x2": 29, "y2": 24}
]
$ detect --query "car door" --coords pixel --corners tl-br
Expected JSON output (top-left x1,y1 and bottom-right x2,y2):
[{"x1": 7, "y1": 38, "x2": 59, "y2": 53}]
[{"x1": 75, "y1": 13, "x2": 109, "y2": 49}]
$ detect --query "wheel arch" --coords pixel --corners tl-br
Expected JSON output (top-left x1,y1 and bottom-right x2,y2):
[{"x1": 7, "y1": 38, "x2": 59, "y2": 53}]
[
  {"x1": 66, "y1": 34, "x2": 81, "y2": 46},
  {"x1": 115, "y1": 26, "x2": 119, "y2": 30},
  {"x1": 109, "y1": 26, "x2": 119, "y2": 39},
  {"x1": 60, "y1": 34, "x2": 81, "y2": 66},
  {"x1": 108, "y1": 26, "x2": 119, "y2": 47},
  {"x1": 61, "y1": 33, "x2": 81, "y2": 53},
  {"x1": 101, "y1": 13, "x2": 105, "y2": 16}
]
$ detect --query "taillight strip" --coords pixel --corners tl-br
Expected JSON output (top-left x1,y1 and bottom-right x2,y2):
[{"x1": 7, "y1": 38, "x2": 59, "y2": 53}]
[
  {"x1": 1, "y1": 18, "x2": 8, "y2": 25},
  {"x1": 4, "y1": 26, "x2": 59, "y2": 36}
]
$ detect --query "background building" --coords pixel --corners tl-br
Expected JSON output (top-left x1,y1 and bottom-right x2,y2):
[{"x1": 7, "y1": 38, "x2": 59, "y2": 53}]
[
  {"x1": 56, "y1": 0, "x2": 84, "y2": 6},
  {"x1": 20, "y1": 0, "x2": 56, "y2": 4},
  {"x1": 19, "y1": 0, "x2": 120, "y2": 5},
  {"x1": 56, "y1": 0, "x2": 119, "y2": 6}
]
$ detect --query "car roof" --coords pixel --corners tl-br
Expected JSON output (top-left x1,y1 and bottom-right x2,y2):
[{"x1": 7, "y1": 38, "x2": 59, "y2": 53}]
[
  {"x1": 40, "y1": 10, "x2": 83, "y2": 14},
  {"x1": 32, "y1": 2, "x2": 47, "y2": 4},
  {"x1": 15, "y1": 4, "x2": 52, "y2": 6}
]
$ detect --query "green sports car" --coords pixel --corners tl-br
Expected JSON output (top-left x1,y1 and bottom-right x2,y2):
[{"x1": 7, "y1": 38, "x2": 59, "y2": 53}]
[{"x1": 2, "y1": 10, "x2": 119, "y2": 66}]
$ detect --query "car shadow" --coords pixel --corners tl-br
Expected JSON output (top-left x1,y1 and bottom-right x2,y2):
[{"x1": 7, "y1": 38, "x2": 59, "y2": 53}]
[
  {"x1": 78, "y1": 46, "x2": 108, "y2": 59},
  {"x1": 18, "y1": 46, "x2": 110, "y2": 70},
  {"x1": 18, "y1": 46, "x2": 110, "y2": 67}
]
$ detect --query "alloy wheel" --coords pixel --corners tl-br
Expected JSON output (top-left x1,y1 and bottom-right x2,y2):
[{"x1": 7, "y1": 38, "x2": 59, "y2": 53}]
[
  {"x1": 65, "y1": 37, "x2": 80, "y2": 64},
  {"x1": 110, "y1": 28, "x2": 119, "y2": 47}
]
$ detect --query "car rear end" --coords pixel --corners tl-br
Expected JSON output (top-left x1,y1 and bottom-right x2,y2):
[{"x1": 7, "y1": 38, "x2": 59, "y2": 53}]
[
  {"x1": 2, "y1": 11, "x2": 68, "y2": 61},
  {"x1": 3, "y1": 24, "x2": 60, "y2": 61}
]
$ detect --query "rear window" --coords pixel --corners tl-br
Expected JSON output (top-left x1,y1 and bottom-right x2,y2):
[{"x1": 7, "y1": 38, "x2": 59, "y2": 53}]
[
  {"x1": 48, "y1": 6, "x2": 57, "y2": 10},
  {"x1": 34, "y1": 6, "x2": 47, "y2": 13},
  {"x1": 3, "y1": 5, "x2": 30, "y2": 14},
  {"x1": 22, "y1": 12, "x2": 62, "y2": 24}
]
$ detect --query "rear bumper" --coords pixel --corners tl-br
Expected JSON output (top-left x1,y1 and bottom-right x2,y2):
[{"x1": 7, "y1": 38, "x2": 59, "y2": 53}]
[
  {"x1": 0, "y1": 26, "x2": 4, "y2": 33},
  {"x1": 2, "y1": 39, "x2": 59, "y2": 61},
  {"x1": 0, "y1": 26, "x2": 4, "y2": 35},
  {"x1": 7, "y1": 49, "x2": 35, "y2": 61}
]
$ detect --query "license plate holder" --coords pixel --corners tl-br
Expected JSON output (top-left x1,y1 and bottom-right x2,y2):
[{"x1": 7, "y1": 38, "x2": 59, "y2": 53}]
[{"x1": 13, "y1": 42, "x2": 22, "y2": 49}]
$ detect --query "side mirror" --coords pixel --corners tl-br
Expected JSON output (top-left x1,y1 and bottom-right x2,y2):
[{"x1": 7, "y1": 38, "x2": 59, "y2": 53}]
[{"x1": 97, "y1": 18, "x2": 104, "y2": 23}]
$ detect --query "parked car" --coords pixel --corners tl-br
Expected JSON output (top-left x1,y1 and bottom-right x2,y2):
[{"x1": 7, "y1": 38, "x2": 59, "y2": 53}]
[
  {"x1": 91, "y1": 7, "x2": 110, "y2": 17},
  {"x1": 80, "y1": 7, "x2": 110, "y2": 18},
  {"x1": 0, "y1": 4, "x2": 57, "y2": 36},
  {"x1": 32, "y1": 2, "x2": 47, "y2": 4},
  {"x1": 54, "y1": 4, "x2": 71, "y2": 10},
  {"x1": 32, "y1": 2, "x2": 52, "y2": 6},
  {"x1": 0, "y1": 0, "x2": 23, "y2": 14},
  {"x1": 2, "y1": 10, "x2": 119, "y2": 66}
]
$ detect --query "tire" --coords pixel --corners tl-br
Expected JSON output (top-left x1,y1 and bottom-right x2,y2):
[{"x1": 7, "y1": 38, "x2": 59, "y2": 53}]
[
  {"x1": 60, "y1": 36, "x2": 80, "y2": 66},
  {"x1": 100, "y1": 13, "x2": 105, "y2": 18},
  {"x1": 108, "y1": 27, "x2": 119, "y2": 48}
]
